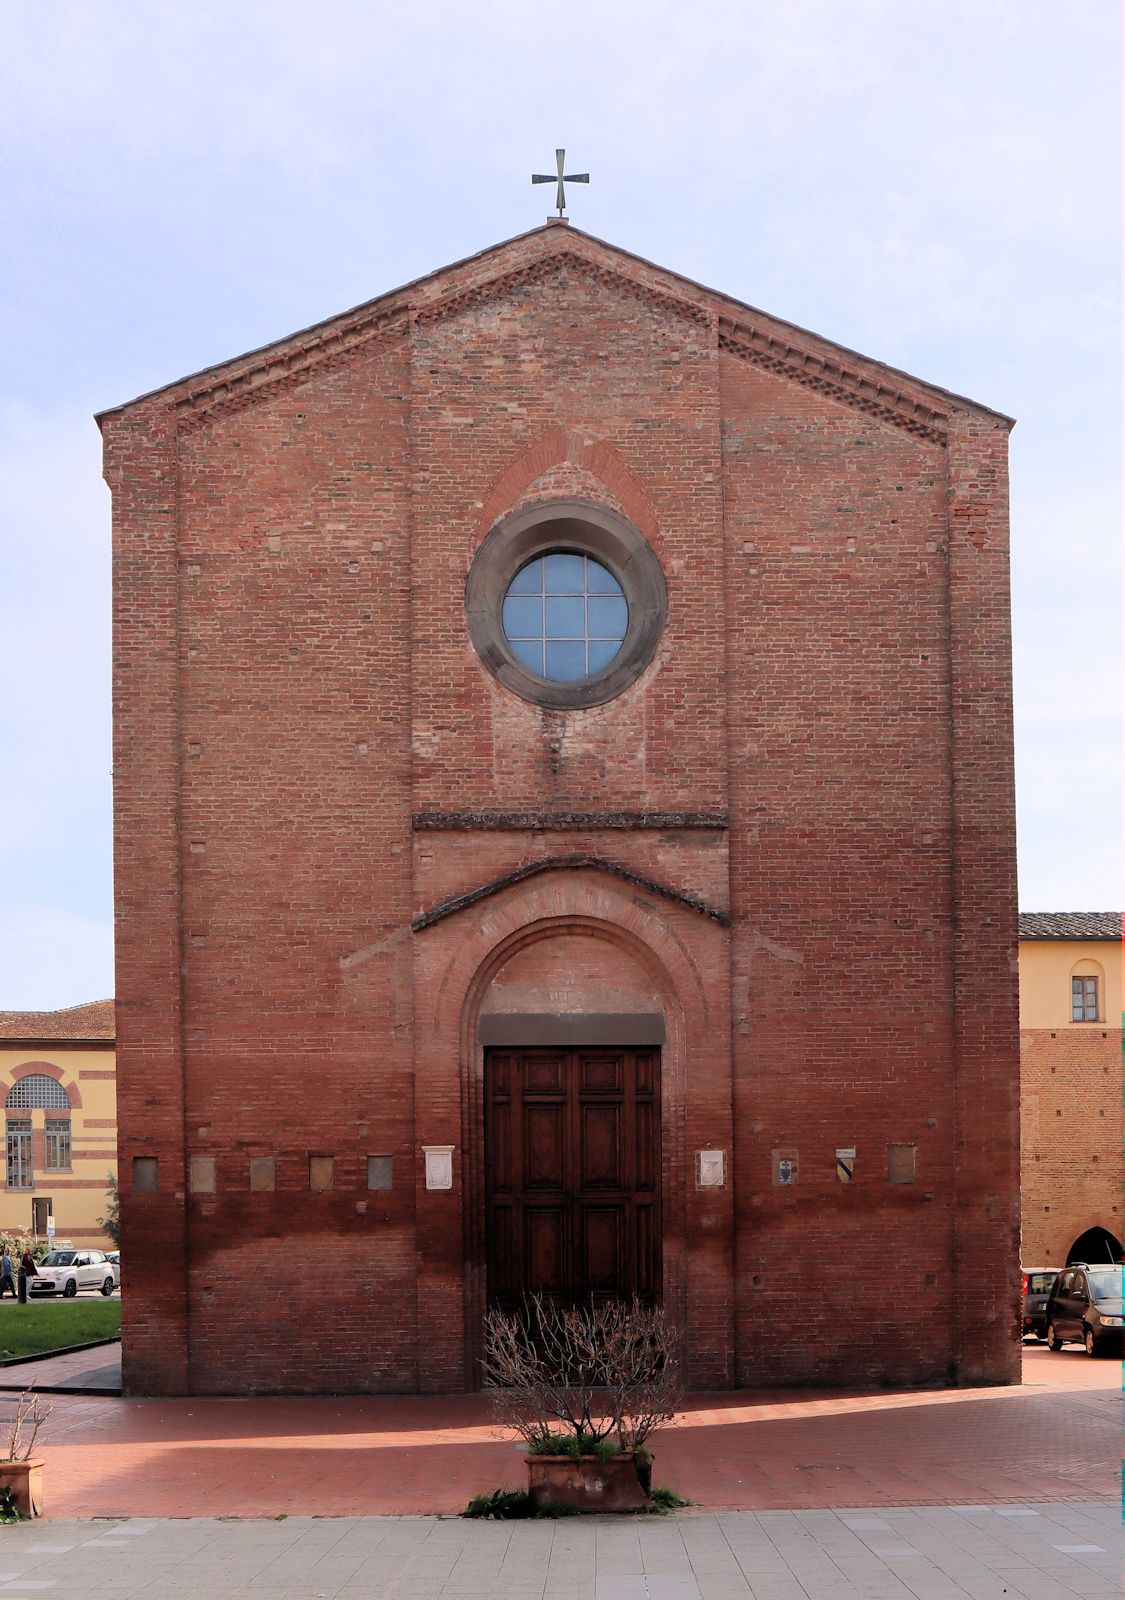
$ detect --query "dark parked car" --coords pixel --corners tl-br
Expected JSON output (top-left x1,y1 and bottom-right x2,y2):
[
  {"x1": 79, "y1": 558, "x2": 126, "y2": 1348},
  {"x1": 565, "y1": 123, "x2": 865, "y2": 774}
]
[
  {"x1": 1022, "y1": 1268, "x2": 1057, "y2": 1339},
  {"x1": 1044, "y1": 1264, "x2": 1125, "y2": 1356}
]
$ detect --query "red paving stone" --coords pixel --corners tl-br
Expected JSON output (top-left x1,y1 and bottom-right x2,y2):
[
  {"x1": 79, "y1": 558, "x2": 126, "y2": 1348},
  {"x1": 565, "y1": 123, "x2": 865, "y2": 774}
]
[{"x1": 3, "y1": 1345, "x2": 1118, "y2": 1519}]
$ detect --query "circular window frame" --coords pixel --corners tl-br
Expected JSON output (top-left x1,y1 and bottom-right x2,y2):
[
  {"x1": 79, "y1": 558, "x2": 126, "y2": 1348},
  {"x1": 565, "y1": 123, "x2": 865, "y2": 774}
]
[{"x1": 466, "y1": 500, "x2": 667, "y2": 709}]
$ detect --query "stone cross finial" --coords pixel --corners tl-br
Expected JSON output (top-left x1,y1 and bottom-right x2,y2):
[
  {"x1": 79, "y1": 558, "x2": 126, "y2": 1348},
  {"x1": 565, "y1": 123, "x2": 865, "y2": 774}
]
[{"x1": 532, "y1": 148, "x2": 589, "y2": 218}]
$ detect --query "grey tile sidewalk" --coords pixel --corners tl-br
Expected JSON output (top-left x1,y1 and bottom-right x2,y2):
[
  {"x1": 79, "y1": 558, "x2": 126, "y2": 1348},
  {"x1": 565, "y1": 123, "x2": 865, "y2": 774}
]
[{"x1": 0, "y1": 1503, "x2": 1119, "y2": 1600}]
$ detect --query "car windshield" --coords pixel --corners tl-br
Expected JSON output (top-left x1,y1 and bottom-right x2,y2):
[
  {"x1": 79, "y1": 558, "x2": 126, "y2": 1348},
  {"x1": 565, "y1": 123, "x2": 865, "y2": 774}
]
[
  {"x1": 1085, "y1": 1268, "x2": 1123, "y2": 1303},
  {"x1": 1028, "y1": 1273, "x2": 1055, "y2": 1294},
  {"x1": 41, "y1": 1252, "x2": 76, "y2": 1266}
]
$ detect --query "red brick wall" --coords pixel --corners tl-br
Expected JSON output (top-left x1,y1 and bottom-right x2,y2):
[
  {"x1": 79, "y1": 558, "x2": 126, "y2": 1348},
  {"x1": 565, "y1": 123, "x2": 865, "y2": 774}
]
[
  {"x1": 103, "y1": 225, "x2": 1019, "y2": 1394},
  {"x1": 1021, "y1": 1025, "x2": 1123, "y2": 1267},
  {"x1": 719, "y1": 351, "x2": 968, "y2": 1385}
]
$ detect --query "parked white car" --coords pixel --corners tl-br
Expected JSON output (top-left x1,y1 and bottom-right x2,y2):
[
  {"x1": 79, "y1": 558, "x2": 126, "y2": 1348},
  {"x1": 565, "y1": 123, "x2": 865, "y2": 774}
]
[{"x1": 29, "y1": 1250, "x2": 117, "y2": 1298}]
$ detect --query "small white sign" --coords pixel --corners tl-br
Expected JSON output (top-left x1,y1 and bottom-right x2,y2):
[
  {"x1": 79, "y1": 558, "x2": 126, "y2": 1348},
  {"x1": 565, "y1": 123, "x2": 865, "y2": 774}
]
[
  {"x1": 423, "y1": 1146, "x2": 454, "y2": 1191},
  {"x1": 697, "y1": 1150, "x2": 725, "y2": 1188},
  {"x1": 46, "y1": 1216, "x2": 55, "y2": 1237}
]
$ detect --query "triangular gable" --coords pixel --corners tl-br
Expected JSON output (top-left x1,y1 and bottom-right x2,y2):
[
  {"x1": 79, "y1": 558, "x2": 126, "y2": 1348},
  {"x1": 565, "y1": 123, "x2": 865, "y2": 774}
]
[{"x1": 97, "y1": 223, "x2": 1012, "y2": 445}]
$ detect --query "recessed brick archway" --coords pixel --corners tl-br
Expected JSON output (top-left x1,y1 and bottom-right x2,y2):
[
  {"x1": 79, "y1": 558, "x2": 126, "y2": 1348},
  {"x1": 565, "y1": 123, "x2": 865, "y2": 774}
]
[{"x1": 411, "y1": 865, "x2": 733, "y2": 1392}]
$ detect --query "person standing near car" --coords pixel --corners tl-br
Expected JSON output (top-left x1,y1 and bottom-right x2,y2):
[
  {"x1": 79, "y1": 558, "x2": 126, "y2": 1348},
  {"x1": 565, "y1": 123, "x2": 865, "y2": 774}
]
[
  {"x1": 0, "y1": 1251, "x2": 14, "y2": 1298},
  {"x1": 17, "y1": 1249, "x2": 36, "y2": 1305}
]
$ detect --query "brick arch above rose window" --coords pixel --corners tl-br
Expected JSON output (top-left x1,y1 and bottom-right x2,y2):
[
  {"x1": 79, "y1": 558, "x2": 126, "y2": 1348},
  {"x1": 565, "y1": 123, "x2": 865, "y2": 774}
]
[{"x1": 476, "y1": 426, "x2": 660, "y2": 553}]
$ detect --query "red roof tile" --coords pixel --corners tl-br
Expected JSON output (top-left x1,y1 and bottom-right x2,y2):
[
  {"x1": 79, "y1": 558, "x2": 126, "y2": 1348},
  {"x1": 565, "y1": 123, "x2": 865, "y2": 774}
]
[{"x1": 0, "y1": 999, "x2": 115, "y2": 1042}]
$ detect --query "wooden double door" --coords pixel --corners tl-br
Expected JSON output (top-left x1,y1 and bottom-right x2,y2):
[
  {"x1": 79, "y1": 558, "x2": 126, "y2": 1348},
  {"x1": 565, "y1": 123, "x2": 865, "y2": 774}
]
[{"x1": 484, "y1": 1047, "x2": 661, "y2": 1311}]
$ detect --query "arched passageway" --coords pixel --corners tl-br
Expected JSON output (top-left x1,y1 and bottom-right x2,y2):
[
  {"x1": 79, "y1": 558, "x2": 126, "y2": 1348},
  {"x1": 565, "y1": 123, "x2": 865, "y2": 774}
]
[{"x1": 1066, "y1": 1226, "x2": 1122, "y2": 1265}]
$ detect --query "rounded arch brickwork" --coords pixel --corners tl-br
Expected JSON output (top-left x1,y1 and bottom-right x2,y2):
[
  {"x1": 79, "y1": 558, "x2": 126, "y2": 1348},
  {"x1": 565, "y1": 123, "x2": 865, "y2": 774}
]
[
  {"x1": 411, "y1": 863, "x2": 731, "y2": 1390},
  {"x1": 5, "y1": 1062, "x2": 81, "y2": 1110},
  {"x1": 475, "y1": 426, "x2": 661, "y2": 551}
]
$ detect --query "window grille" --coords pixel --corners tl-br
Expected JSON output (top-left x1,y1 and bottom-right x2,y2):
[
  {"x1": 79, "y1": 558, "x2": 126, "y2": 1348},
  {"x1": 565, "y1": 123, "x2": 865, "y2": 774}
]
[
  {"x1": 5, "y1": 1074, "x2": 69, "y2": 1110},
  {"x1": 45, "y1": 1119, "x2": 71, "y2": 1171},
  {"x1": 6, "y1": 1122, "x2": 31, "y2": 1190}
]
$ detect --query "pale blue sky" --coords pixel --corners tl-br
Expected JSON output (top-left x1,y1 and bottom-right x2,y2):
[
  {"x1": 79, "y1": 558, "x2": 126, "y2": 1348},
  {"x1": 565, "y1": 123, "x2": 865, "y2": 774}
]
[{"x1": 0, "y1": 0, "x2": 1119, "y2": 1009}]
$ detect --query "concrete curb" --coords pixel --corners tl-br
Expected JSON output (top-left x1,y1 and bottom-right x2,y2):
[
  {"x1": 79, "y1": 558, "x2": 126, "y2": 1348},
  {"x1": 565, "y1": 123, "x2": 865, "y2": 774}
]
[{"x1": 0, "y1": 1335, "x2": 122, "y2": 1369}]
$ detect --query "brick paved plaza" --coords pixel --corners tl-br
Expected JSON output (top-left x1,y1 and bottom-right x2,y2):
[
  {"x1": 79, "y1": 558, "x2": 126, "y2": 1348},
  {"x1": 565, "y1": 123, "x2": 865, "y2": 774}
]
[{"x1": 1, "y1": 1347, "x2": 1117, "y2": 1522}]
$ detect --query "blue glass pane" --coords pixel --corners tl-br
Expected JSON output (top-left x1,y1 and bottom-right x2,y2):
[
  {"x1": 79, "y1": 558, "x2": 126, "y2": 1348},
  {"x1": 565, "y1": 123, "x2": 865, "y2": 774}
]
[
  {"x1": 545, "y1": 595, "x2": 585, "y2": 638},
  {"x1": 543, "y1": 552, "x2": 585, "y2": 592},
  {"x1": 586, "y1": 637, "x2": 623, "y2": 674},
  {"x1": 586, "y1": 560, "x2": 622, "y2": 595},
  {"x1": 507, "y1": 559, "x2": 543, "y2": 595},
  {"x1": 587, "y1": 596, "x2": 628, "y2": 638},
  {"x1": 510, "y1": 637, "x2": 545, "y2": 674},
  {"x1": 502, "y1": 596, "x2": 543, "y2": 639},
  {"x1": 545, "y1": 640, "x2": 587, "y2": 681}
]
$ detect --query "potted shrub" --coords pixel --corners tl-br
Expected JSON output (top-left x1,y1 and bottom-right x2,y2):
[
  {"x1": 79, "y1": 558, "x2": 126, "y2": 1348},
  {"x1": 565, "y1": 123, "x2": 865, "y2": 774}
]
[
  {"x1": 483, "y1": 1295, "x2": 681, "y2": 1514},
  {"x1": 0, "y1": 1390, "x2": 50, "y2": 1517}
]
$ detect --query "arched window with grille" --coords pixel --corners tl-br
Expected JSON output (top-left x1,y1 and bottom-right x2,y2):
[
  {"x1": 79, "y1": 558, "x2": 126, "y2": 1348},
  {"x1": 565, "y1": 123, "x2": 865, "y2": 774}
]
[{"x1": 5, "y1": 1075, "x2": 70, "y2": 1111}]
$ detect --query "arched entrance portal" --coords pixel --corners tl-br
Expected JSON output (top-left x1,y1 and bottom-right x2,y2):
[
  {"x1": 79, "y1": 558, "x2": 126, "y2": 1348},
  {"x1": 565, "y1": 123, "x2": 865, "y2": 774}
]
[
  {"x1": 478, "y1": 929, "x2": 665, "y2": 1315},
  {"x1": 1067, "y1": 1225, "x2": 1123, "y2": 1265}
]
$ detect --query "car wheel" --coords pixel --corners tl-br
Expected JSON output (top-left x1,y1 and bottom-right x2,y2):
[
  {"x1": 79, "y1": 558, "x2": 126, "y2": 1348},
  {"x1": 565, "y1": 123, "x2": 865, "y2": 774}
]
[
  {"x1": 1046, "y1": 1322, "x2": 1065, "y2": 1351},
  {"x1": 100, "y1": 1276, "x2": 115, "y2": 1297},
  {"x1": 63, "y1": 1278, "x2": 78, "y2": 1298},
  {"x1": 1035, "y1": 1330, "x2": 1047, "y2": 1341},
  {"x1": 1084, "y1": 1327, "x2": 1099, "y2": 1358}
]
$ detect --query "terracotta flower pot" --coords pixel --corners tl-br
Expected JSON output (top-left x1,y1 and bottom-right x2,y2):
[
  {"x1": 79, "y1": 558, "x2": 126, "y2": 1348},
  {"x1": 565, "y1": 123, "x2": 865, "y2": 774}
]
[
  {"x1": 526, "y1": 1451, "x2": 649, "y2": 1513},
  {"x1": 0, "y1": 1458, "x2": 44, "y2": 1518}
]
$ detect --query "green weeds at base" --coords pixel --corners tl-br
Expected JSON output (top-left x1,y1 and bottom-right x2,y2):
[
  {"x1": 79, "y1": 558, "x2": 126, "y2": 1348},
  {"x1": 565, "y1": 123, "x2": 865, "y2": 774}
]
[
  {"x1": 526, "y1": 1431, "x2": 623, "y2": 1462},
  {"x1": 643, "y1": 1485, "x2": 691, "y2": 1514},
  {"x1": 0, "y1": 1487, "x2": 22, "y2": 1524},
  {"x1": 463, "y1": 1488, "x2": 542, "y2": 1519},
  {"x1": 463, "y1": 1483, "x2": 689, "y2": 1519}
]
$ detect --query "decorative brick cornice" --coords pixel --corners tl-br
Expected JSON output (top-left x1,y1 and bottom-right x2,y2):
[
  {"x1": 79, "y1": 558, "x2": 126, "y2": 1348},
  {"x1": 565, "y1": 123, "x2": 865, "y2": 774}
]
[
  {"x1": 412, "y1": 853, "x2": 730, "y2": 932},
  {"x1": 719, "y1": 320, "x2": 948, "y2": 444},
  {"x1": 412, "y1": 810, "x2": 728, "y2": 831},
  {"x1": 415, "y1": 248, "x2": 712, "y2": 331},
  {"x1": 176, "y1": 311, "x2": 409, "y2": 429}
]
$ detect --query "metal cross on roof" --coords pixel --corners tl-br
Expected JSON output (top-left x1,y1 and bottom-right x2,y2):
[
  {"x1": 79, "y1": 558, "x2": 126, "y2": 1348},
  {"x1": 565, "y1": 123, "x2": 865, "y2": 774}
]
[{"x1": 532, "y1": 148, "x2": 589, "y2": 218}]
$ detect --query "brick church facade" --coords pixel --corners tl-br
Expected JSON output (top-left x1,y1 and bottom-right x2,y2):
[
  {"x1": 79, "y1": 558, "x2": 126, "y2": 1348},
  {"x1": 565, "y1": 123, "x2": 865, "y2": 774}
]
[{"x1": 100, "y1": 223, "x2": 1020, "y2": 1396}]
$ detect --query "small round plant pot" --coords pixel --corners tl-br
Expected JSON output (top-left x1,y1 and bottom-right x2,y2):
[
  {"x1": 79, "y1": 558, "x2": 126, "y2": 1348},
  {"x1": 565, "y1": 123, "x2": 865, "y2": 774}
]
[
  {"x1": 526, "y1": 1451, "x2": 650, "y2": 1514},
  {"x1": 0, "y1": 1458, "x2": 44, "y2": 1517}
]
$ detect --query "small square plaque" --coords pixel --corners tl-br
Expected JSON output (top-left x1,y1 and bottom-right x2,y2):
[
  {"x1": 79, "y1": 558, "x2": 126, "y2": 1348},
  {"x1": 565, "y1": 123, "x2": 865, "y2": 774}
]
[
  {"x1": 423, "y1": 1145, "x2": 454, "y2": 1190},
  {"x1": 697, "y1": 1150, "x2": 725, "y2": 1188},
  {"x1": 772, "y1": 1148, "x2": 798, "y2": 1186}
]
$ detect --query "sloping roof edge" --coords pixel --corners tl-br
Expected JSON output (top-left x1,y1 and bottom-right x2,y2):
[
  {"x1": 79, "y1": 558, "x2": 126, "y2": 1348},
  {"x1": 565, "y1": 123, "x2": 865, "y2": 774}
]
[
  {"x1": 0, "y1": 998, "x2": 116, "y2": 1043},
  {"x1": 95, "y1": 223, "x2": 1014, "y2": 428},
  {"x1": 1018, "y1": 913, "x2": 1121, "y2": 941}
]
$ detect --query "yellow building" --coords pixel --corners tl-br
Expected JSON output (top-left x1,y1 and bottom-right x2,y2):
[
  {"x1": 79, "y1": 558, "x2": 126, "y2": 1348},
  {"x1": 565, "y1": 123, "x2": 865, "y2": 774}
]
[
  {"x1": 1019, "y1": 914, "x2": 1122, "y2": 1268},
  {"x1": 0, "y1": 1000, "x2": 117, "y2": 1247}
]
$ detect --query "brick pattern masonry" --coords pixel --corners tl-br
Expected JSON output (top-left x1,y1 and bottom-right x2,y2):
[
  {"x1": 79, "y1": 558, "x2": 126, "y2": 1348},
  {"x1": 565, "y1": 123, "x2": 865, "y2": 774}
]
[{"x1": 99, "y1": 223, "x2": 1020, "y2": 1397}]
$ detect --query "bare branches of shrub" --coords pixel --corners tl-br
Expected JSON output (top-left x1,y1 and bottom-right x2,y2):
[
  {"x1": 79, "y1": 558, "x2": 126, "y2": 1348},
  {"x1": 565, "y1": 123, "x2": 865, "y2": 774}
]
[
  {"x1": 4, "y1": 1391, "x2": 51, "y2": 1463},
  {"x1": 482, "y1": 1296, "x2": 682, "y2": 1454}
]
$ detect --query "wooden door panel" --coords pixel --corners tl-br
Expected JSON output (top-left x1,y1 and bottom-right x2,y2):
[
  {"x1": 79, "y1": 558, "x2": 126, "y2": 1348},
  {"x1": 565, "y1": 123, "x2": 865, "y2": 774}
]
[
  {"x1": 579, "y1": 1103, "x2": 622, "y2": 1188},
  {"x1": 525, "y1": 1205, "x2": 568, "y2": 1296},
  {"x1": 634, "y1": 1199, "x2": 658, "y2": 1299},
  {"x1": 634, "y1": 1100, "x2": 655, "y2": 1191},
  {"x1": 579, "y1": 1053, "x2": 623, "y2": 1093},
  {"x1": 525, "y1": 1052, "x2": 565, "y2": 1093},
  {"x1": 488, "y1": 1203, "x2": 516, "y2": 1301},
  {"x1": 488, "y1": 1097, "x2": 513, "y2": 1193},
  {"x1": 485, "y1": 1046, "x2": 660, "y2": 1311},
  {"x1": 523, "y1": 1104, "x2": 566, "y2": 1189},
  {"x1": 581, "y1": 1206, "x2": 624, "y2": 1295}
]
